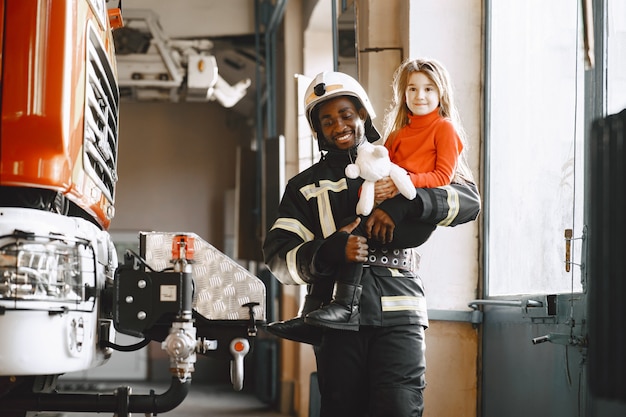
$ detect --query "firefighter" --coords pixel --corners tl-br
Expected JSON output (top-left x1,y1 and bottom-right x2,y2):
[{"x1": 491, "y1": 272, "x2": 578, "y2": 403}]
[{"x1": 263, "y1": 71, "x2": 480, "y2": 416}]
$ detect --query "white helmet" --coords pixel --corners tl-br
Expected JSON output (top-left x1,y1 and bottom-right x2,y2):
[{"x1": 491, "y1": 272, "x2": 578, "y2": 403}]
[{"x1": 304, "y1": 71, "x2": 380, "y2": 147}]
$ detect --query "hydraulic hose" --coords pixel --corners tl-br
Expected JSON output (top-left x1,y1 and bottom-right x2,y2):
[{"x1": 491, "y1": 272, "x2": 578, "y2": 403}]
[{"x1": 2, "y1": 377, "x2": 190, "y2": 416}]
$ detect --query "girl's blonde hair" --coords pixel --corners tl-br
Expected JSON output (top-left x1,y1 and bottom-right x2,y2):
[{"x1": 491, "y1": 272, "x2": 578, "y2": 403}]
[{"x1": 383, "y1": 58, "x2": 474, "y2": 184}]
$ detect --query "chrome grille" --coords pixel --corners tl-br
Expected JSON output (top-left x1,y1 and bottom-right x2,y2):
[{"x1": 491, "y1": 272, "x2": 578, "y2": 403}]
[{"x1": 84, "y1": 21, "x2": 119, "y2": 204}]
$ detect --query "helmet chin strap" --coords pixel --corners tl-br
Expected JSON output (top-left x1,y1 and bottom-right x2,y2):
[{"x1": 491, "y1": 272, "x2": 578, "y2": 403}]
[
  {"x1": 355, "y1": 134, "x2": 366, "y2": 148},
  {"x1": 347, "y1": 135, "x2": 366, "y2": 164}
]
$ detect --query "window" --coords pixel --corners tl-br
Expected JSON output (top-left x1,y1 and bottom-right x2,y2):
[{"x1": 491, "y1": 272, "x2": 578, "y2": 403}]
[{"x1": 485, "y1": 0, "x2": 626, "y2": 296}]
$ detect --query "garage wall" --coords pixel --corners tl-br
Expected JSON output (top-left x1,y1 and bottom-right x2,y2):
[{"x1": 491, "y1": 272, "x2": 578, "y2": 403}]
[{"x1": 111, "y1": 101, "x2": 252, "y2": 250}]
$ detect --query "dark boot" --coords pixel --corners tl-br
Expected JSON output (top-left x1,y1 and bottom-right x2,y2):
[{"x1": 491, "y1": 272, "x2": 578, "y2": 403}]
[
  {"x1": 265, "y1": 293, "x2": 325, "y2": 345},
  {"x1": 304, "y1": 282, "x2": 362, "y2": 331}
]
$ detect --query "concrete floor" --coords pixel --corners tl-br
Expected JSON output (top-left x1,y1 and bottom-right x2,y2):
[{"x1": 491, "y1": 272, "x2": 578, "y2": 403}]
[{"x1": 29, "y1": 382, "x2": 288, "y2": 417}]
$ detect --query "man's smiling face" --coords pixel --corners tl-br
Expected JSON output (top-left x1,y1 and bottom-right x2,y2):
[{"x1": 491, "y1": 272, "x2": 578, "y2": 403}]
[{"x1": 316, "y1": 96, "x2": 367, "y2": 151}]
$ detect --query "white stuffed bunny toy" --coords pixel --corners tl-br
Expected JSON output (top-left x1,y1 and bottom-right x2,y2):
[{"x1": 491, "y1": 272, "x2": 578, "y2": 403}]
[{"x1": 345, "y1": 141, "x2": 417, "y2": 216}]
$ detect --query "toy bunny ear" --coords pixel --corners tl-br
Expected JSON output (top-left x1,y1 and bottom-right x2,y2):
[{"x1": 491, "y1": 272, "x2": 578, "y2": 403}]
[{"x1": 345, "y1": 164, "x2": 360, "y2": 179}]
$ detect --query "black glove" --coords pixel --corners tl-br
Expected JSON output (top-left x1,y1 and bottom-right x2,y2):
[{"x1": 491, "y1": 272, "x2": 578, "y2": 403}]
[
  {"x1": 310, "y1": 231, "x2": 350, "y2": 278},
  {"x1": 315, "y1": 231, "x2": 350, "y2": 265}
]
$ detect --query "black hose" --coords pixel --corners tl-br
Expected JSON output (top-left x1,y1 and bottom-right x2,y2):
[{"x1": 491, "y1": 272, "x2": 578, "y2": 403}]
[
  {"x1": 101, "y1": 337, "x2": 151, "y2": 352},
  {"x1": 128, "y1": 377, "x2": 190, "y2": 412},
  {"x1": 2, "y1": 377, "x2": 190, "y2": 415}
]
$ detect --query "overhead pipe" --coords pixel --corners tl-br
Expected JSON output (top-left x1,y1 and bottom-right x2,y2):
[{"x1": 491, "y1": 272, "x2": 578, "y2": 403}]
[
  {"x1": 332, "y1": 0, "x2": 337, "y2": 71},
  {"x1": 264, "y1": 0, "x2": 287, "y2": 138},
  {"x1": 254, "y1": 0, "x2": 288, "y2": 242}
]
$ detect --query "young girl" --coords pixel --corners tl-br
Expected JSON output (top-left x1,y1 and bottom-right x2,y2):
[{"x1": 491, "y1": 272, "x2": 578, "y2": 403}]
[
  {"x1": 383, "y1": 57, "x2": 474, "y2": 189},
  {"x1": 361, "y1": 57, "x2": 475, "y2": 249}
]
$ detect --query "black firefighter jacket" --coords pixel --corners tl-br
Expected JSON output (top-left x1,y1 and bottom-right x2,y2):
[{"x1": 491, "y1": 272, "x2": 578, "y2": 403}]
[{"x1": 263, "y1": 149, "x2": 481, "y2": 328}]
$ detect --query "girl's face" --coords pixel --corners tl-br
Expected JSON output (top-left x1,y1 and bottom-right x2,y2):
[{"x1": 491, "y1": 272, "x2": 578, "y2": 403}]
[{"x1": 405, "y1": 71, "x2": 440, "y2": 116}]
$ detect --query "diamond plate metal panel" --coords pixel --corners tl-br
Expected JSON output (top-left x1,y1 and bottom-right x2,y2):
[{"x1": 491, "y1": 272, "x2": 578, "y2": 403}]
[{"x1": 140, "y1": 232, "x2": 265, "y2": 322}]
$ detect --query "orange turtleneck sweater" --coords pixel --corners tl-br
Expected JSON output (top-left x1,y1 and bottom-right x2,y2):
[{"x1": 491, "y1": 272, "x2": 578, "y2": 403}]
[{"x1": 385, "y1": 109, "x2": 463, "y2": 188}]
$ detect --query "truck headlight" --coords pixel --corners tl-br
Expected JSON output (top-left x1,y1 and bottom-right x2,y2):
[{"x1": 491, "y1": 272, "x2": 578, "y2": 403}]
[{"x1": 0, "y1": 236, "x2": 93, "y2": 302}]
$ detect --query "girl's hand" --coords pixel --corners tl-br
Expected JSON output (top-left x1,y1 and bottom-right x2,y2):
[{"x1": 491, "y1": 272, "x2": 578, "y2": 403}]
[{"x1": 374, "y1": 177, "x2": 399, "y2": 201}]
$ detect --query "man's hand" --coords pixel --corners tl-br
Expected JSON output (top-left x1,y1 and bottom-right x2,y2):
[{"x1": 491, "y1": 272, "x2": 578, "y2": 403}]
[
  {"x1": 365, "y1": 208, "x2": 396, "y2": 245},
  {"x1": 339, "y1": 217, "x2": 369, "y2": 263}
]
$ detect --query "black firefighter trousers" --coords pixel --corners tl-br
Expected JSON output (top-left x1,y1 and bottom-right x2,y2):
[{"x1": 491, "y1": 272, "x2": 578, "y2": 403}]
[{"x1": 314, "y1": 324, "x2": 426, "y2": 417}]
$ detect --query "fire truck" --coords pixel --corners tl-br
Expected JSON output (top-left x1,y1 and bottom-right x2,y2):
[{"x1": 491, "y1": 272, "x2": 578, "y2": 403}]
[{"x1": 0, "y1": 1, "x2": 265, "y2": 416}]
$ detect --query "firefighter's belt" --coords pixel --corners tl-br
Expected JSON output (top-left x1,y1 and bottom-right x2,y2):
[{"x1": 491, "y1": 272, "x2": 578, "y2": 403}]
[{"x1": 364, "y1": 247, "x2": 415, "y2": 272}]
